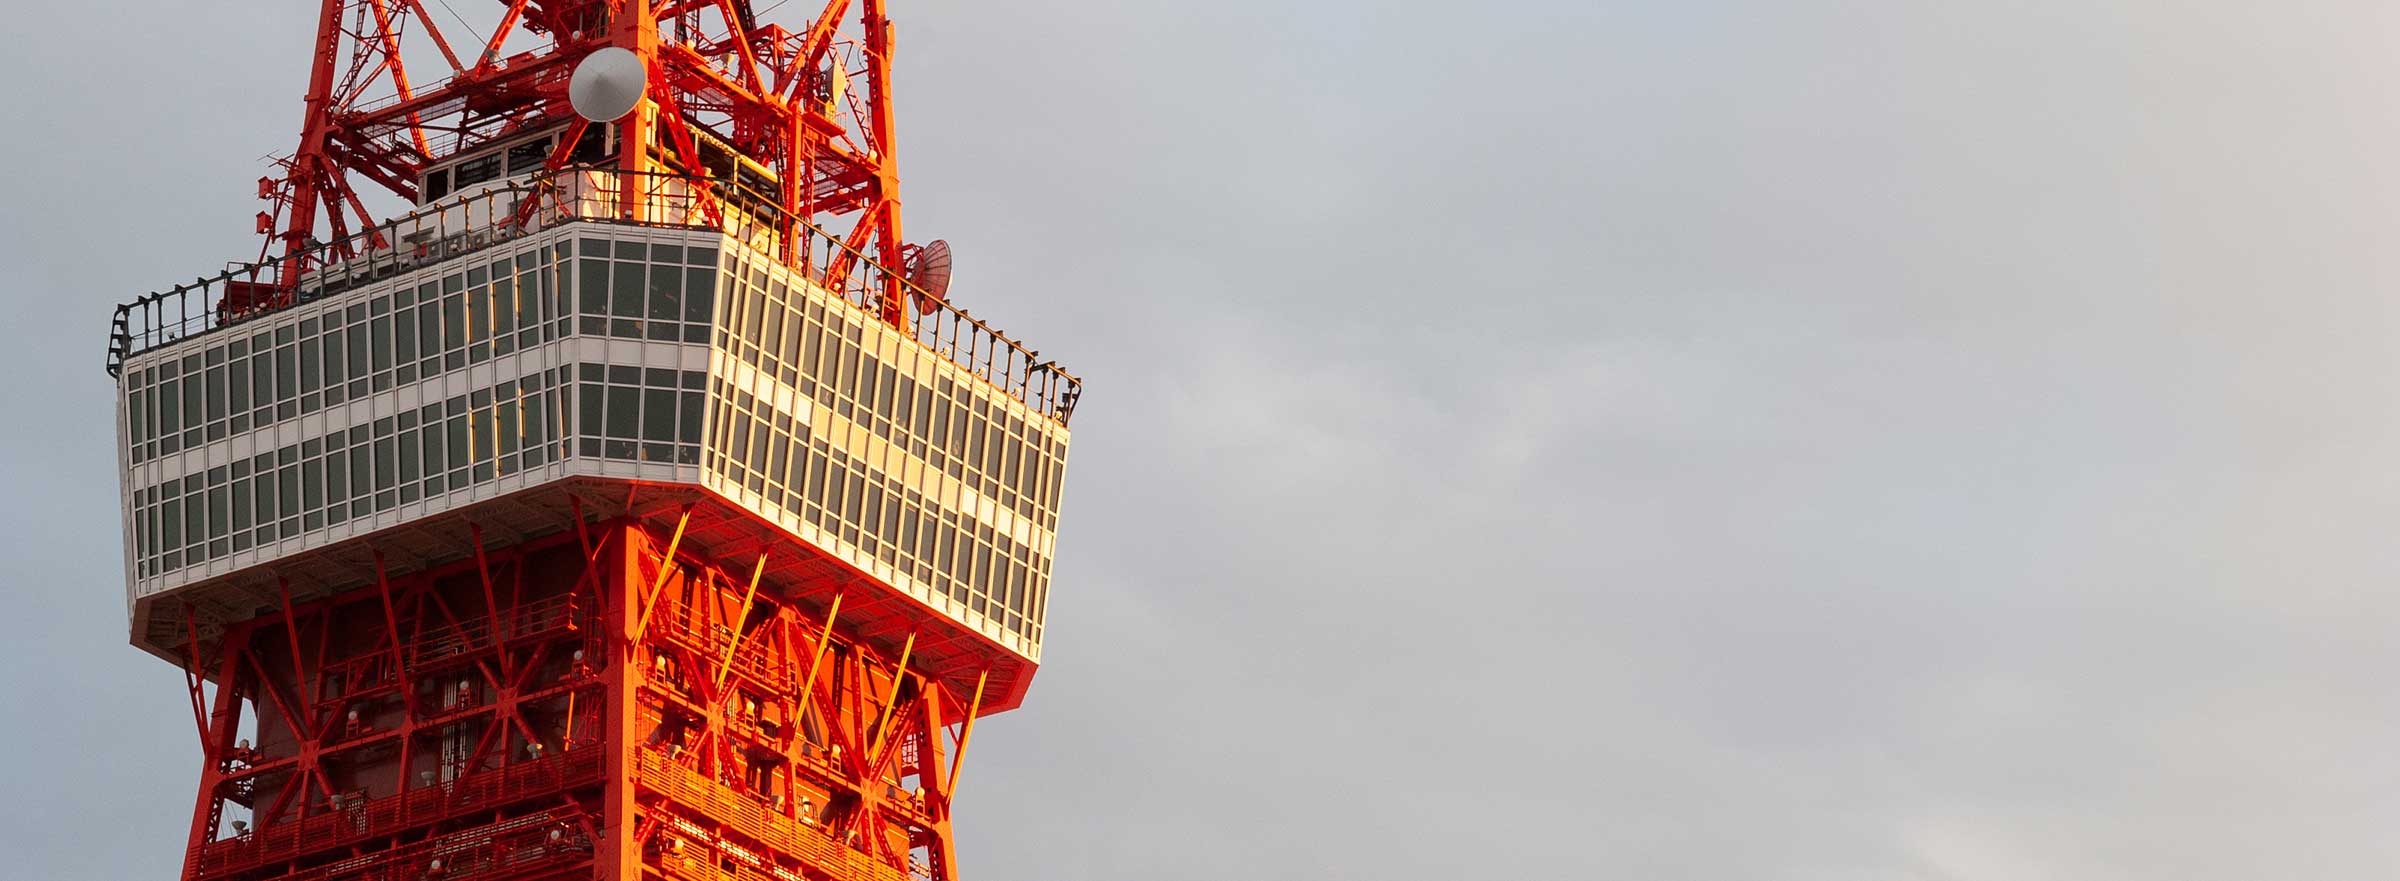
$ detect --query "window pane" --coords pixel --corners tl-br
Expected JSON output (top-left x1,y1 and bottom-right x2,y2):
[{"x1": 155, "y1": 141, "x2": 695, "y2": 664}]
[
  {"x1": 679, "y1": 390, "x2": 703, "y2": 444},
  {"x1": 323, "y1": 328, "x2": 347, "y2": 388},
  {"x1": 205, "y1": 365, "x2": 227, "y2": 423},
  {"x1": 442, "y1": 294, "x2": 466, "y2": 351},
  {"x1": 300, "y1": 334, "x2": 326, "y2": 392},
  {"x1": 579, "y1": 383, "x2": 604, "y2": 439},
  {"x1": 606, "y1": 385, "x2": 639, "y2": 439},
  {"x1": 684, "y1": 267, "x2": 714, "y2": 323},
  {"x1": 399, "y1": 430, "x2": 422, "y2": 481},
  {"x1": 648, "y1": 264, "x2": 682, "y2": 321},
  {"x1": 279, "y1": 465, "x2": 301, "y2": 515},
  {"x1": 395, "y1": 308, "x2": 417, "y2": 363},
  {"x1": 375, "y1": 438, "x2": 397, "y2": 490},
  {"x1": 351, "y1": 445, "x2": 373, "y2": 498},
  {"x1": 325, "y1": 448, "x2": 349, "y2": 501},
  {"x1": 302, "y1": 459, "x2": 324, "y2": 510},
  {"x1": 159, "y1": 378, "x2": 181, "y2": 435},
  {"x1": 232, "y1": 481, "x2": 253, "y2": 530},
  {"x1": 251, "y1": 355, "x2": 274, "y2": 411},
  {"x1": 447, "y1": 415, "x2": 471, "y2": 469},
  {"x1": 610, "y1": 260, "x2": 644, "y2": 318},
  {"x1": 418, "y1": 300, "x2": 442, "y2": 357},
  {"x1": 347, "y1": 323, "x2": 369, "y2": 377},
  {"x1": 422, "y1": 424, "x2": 446, "y2": 475},
  {"x1": 643, "y1": 387, "x2": 675, "y2": 442},
  {"x1": 497, "y1": 399, "x2": 520, "y2": 456},
  {"x1": 371, "y1": 315, "x2": 393, "y2": 371},
  {"x1": 579, "y1": 258, "x2": 609, "y2": 315},
  {"x1": 227, "y1": 359, "x2": 250, "y2": 414}
]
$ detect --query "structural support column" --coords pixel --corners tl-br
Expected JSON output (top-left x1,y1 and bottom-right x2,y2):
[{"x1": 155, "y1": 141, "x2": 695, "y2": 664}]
[
  {"x1": 601, "y1": 521, "x2": 645, "y2": 881},
  {"x1": 180, "y1": 623, "x2": 247, "y2": 872}
]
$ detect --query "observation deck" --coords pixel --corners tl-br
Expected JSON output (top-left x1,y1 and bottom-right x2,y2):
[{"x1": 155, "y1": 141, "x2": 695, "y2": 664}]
[{"x1": 104, "y1": 170, "x2": 1079, "y2": 710}]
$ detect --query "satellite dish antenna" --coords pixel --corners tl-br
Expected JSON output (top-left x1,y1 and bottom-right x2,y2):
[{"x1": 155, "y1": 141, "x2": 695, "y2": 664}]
[
  {"x1": 568, "y1": 47, "x2": 646, "y2": 122},
  {"x1": 905, "y1": 239, "x2": 953, "y2": 314}
]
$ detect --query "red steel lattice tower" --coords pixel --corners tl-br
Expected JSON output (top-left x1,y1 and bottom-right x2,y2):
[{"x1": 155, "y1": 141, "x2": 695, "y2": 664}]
[{"x1": 103, "y1": 4, "x2": 1082, "y2": 881}]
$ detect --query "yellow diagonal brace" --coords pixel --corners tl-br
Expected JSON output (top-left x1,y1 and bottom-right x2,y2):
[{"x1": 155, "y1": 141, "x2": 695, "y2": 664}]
[
  {"x1": 865, "y1": 631, "x2": 916, "y2": 764},
  {"x1": 794, "y1": 593, "x2": 844, "y2": 730},
  {"x1": 630, "y1": 502, "x2": 696, "y2": 643},
  {"x1": 711, "y1": 550, "x2": 770, "y2": 696},
  {"x1": 945, "y1": 669, "x2": 989, "y2": 794}
]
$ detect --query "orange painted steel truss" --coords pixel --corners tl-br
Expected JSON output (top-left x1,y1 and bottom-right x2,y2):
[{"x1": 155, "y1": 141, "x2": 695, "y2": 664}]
[
  {"x1": 176, "y1": 505, "x2": 981, "y2": 881},
  {"x1": 267, "y1": 0, "x2": 910, "y2": 321}
]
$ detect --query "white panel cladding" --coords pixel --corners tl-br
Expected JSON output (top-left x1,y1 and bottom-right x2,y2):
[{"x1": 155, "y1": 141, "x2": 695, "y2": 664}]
[
  {"x1": 116, "y1": 220, "x2": 1070, "y2": 661},
  {"x1": 703, "y1": 246, "x2": 1069, "y2": 661},
  {"x1": 116, "y1": 224, "x2": 720, "y2": 603}
]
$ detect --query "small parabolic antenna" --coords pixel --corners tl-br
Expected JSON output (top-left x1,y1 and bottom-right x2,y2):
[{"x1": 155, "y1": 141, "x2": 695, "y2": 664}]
[
  {"x1": 569, "y1": 47, "x2": 647, "y2": 122},
  {"x1": 906, "y1": 240, "x2": 953, "y2": 313}
]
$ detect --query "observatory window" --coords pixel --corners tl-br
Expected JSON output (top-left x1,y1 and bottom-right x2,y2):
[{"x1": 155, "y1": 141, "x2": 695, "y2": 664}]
[
  {"x1": 249, "y1": 352, "x2": 272, "y2": 416},
  {"x1": 446, "y1": 412, "x2": 470, "y2": 472},
  {"x1": 648, "y1": 264, "x2": 682, "y2": 326},
  {"x1": 393, "y1": 310, "x2": 416, "y2": 369},
  {"x1": 324, "y1": 448, "x2": 349, "y2": 506},
  {"x1": 299, "y1": 334, "x2": 321, "y2": 398},
  {"x1": 127, "y1": 388, "x2": 148, "y2": 450},
  {"x1": 352, "y1": 443, "x2": 375, "y2": 500},
  {"x1": 371, "y1": 313, "x2": 393, "y2": 375},
  {"x1": 466, "y1": 279, "x2": 492, "y2": 361},
  {"x1": 610, "y1": 259, "x2": 645, "y2": 334},
  {"x1": 180, "y1": 365, "x2": 203, "y2": 438},
  {"x1": 606, "y1": 385, "x2": 639, "y2": 443},
  {"x1": 441, "y1": 280, "x2": 466, "y2": 348},
  {"x1": 323, "y1": 330, "x2": 348, "y2": 397},
  {"x1": 227, "y1": 358, "x2": 250, "y2": 417},
  {"x1": 424, "y1": 168, "x2": 451, "y2": 202},
  {"x1": 507, "y1": 138, "x2": 550, "y2": 177},
  {"x1": 346, "y1": 321, "x2": 370, "y2": 389},
  {"x1": 455, "y1": 153, "x2": 502, "y2": 189},
  {"x1": 578, "y1": 257, "x2": 610, "y2": 330}
]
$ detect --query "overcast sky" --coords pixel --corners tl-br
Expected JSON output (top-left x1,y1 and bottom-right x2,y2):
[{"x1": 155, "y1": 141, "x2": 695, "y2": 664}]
[{"x1": 14, "y1": 2, "x2": 2400, "y2": 879}]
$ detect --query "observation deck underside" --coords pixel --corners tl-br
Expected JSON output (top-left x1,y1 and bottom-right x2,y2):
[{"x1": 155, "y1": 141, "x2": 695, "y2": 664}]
[{"x1": 135, "y1": 475, "x2": 1039, "y2": 715}]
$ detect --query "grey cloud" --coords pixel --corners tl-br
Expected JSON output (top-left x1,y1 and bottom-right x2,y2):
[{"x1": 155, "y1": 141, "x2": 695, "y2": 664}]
[{"x1": 13, "y1": 2, "x2": 2400, "y2": 880}]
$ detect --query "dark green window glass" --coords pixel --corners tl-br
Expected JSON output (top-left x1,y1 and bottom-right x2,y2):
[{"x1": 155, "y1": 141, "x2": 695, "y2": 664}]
[
  {"x1": 579, "y1": 383, "x2": 604, "y2": 438},
  {"x1": 158, "y1": 378, "x2": 180, "y2": 436},
  {"x1": 648, "y1": 264, "x2": 682, "y2": 321},
  {"x1": 226, "y1": 360, "x2": 250, "y2": 414},
  {"x1": 684, "y1": 267, "x2": 714, "y2": 323},
  {"x1": 371, "y1": 315, "x2": 393, "y2": 370},
  {"x1": 679, "y1": 391, "x2": 704, "y2": 444},
  {"x1": 251, "y1": 354, "x2": 273, "y2": 411},
  {"x1": 643, "y1": 388, "x2": 675, "y2": 442},
  {"x1": 442, "y1": 295, "x2": 466, "y2": 351},
  {"x1": 610, "y1": 261, "x2": 644, "y2": 318},
  {"x1": 447, "y1": 416, "x2": 470, "y2": 469},
  {"x1": 302, "y1": 459, "x2": 324, "y2": 510},
  {"x1": 299, "y1": 337, "x2": 322, "y2": 391},
  {"x1": 347, "y1": 323, "x2": 369, "y2": 377},
  {"x1": 606, "y1": 385, "x2": 639, "y2": 439},
  {"x1": 323, "y1": 329, "x2": 347, "y2": 387},
  {"x1": 579, "y1": 259, "x2": 609, "y2": 315},
  {"x1": 182, "y1": 371, "x2": 204, "y2": 426}
]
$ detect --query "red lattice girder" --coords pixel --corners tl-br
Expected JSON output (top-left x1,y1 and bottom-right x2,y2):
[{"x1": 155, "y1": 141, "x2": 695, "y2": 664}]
[{"x1": 263, "y1": 0, "x2": 909, "y2": 323}]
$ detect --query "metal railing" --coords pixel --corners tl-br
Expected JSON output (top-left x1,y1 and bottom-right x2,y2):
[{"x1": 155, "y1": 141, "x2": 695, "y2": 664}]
[
  {"x1": 105, "y1": 168, "x2": 1082, "y2": 425},
  {"x1": 192, "y1": 748, "x2": 604, "y2": 879},
  {"x1": 634, "y1": 747, "x2": 916, "y2": 881}
]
